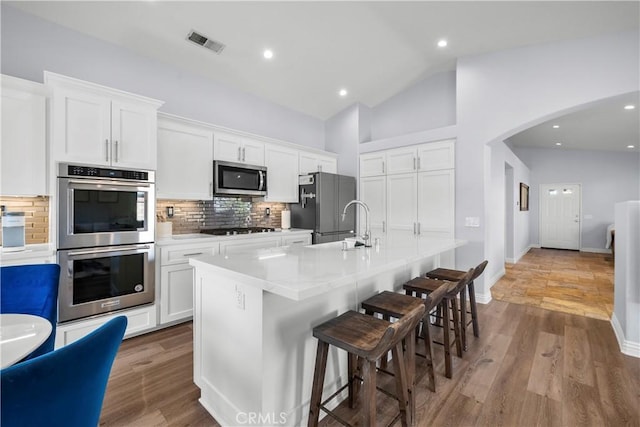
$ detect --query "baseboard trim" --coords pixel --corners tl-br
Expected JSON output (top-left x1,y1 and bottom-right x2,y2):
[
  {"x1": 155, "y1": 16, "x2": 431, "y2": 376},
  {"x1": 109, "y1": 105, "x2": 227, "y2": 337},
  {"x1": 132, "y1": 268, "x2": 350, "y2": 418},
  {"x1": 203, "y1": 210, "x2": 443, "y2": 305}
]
[
  {"x1": 476, "y1": 267, "x2": 505, "y2": 305},
  {"x1": 611, "y1": 313, "x2": 640, "y2": 358},
  {"x1": 580, "y1": 247, "x2": 611, "y2": 254}
]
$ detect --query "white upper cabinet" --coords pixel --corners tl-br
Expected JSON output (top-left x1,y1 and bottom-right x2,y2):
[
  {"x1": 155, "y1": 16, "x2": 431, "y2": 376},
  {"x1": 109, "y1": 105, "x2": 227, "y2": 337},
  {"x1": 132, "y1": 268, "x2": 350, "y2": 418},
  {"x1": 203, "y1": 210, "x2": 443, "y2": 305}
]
[
  {"x1": 359, "y1": 152, "x2": 386, "y2": 177},
  {"x1": 264, "y1": 144, "x2": 299, "y2": 202},
  {"x1": 417, "y1": 140, "x2": 455, "y2": 171},
  {"x1": 299, "y1": 151, "x2": 337, "y2": 174},
  {"x1": 157, "y1": 115, "x2": 214, "y2": 200},
  {"x1": 214, "y1": 131, "x2": 265, "y2": 166},
  {"x1": 417, "y1": 169, "x2": 455, "y2": 238},
  {"x1": 46, "y1": 72, "x2": 163, "y2": 170},
  {"x1": 385, "y1": 146, "x2": 418, "y2": 175},
  {"x1": 1, "y1": 75, "x2": 47, "y2": 196}
]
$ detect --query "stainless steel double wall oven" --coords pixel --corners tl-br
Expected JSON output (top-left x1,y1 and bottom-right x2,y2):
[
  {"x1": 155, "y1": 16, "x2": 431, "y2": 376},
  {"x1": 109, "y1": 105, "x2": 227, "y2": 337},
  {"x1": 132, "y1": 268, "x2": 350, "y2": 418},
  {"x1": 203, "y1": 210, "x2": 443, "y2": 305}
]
[{"x1": 57, "y1": 163, "x2": 155, "y2": 323}]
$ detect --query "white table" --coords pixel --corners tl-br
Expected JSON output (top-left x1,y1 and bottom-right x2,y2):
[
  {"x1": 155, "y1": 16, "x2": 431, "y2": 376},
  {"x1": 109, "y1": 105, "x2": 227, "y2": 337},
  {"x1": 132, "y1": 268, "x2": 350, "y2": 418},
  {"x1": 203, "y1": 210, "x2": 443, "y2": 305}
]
[
  {"x1": 190, "y1": 238, "x2": 466, "y2": 425},
  {"x1": 0, "y1": 313, "x2": 52, "y2": 368}
]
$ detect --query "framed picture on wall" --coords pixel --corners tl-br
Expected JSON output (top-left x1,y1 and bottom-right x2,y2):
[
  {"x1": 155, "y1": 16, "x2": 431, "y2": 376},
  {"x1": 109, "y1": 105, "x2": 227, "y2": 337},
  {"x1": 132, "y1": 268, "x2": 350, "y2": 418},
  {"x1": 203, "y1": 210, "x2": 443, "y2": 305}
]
[{"x1": 520, "y1": 183, "x2": 529, "y2": 211}]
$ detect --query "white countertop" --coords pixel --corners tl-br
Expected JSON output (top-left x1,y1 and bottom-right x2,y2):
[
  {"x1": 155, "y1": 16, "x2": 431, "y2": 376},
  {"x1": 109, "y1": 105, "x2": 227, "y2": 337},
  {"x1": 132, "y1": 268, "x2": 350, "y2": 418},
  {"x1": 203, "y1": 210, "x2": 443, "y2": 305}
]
[
  {"x1": 0, "y1": 244, "x2": 55, "y2": 264},
  {"x1": 190, "y1": 238, "x2": 466, "y2": 301},
  {"x1": 156, "y1": 228, "x2": 312, "y2": 246}
]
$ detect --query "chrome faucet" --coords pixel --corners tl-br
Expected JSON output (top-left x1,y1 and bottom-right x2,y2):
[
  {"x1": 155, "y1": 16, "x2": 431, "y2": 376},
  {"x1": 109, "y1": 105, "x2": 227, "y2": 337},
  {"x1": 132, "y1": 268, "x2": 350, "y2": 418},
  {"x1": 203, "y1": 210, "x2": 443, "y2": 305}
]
[{"x1": 342, "y1": 200, "x2": 371, "y2": 247}]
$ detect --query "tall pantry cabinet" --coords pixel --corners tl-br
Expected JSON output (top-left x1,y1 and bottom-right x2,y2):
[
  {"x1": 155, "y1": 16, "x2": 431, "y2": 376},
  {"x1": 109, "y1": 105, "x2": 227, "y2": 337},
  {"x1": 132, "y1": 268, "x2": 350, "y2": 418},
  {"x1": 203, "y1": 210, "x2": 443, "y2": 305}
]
[{"x1": 359, "y1": 140, "x2": 455, "y2": 262}]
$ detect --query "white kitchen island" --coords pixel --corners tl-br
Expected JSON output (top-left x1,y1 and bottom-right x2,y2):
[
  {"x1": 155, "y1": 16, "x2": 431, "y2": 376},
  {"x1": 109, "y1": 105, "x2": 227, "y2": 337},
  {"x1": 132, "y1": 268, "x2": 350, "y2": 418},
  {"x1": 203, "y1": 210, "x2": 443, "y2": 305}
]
[{"x1": 189, "y1": 238, "x2": 466, "y2": 426}]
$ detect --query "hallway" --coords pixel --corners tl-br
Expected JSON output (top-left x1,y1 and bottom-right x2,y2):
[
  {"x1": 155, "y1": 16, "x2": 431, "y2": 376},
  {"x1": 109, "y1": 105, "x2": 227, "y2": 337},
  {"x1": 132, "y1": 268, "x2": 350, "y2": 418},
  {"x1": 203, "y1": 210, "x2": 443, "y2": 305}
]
[{"x1": 491, "y1": 248, "x2": 613, "y2": 320}]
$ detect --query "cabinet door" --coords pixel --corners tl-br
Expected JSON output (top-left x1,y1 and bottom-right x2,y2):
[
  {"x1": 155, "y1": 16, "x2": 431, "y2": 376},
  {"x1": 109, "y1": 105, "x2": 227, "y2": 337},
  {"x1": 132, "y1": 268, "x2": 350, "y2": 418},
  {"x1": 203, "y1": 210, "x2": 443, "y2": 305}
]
[
  {"x1": 359, "y1": 176, "x2": 387, "y2": 240},
  {"x1": 264, "y1": 144, "x2": 299, "y2": 202},
  {"x1": 214, "y1": 131, "x2": 243, "y2": 163},
  {"x1": 157, "y1": 118, "x2": 214, "y2": 200},
  {"x1": 386, "y1": 147, "x2": 417, "y2": 175},
  {"x1": 299, "y1": 152, "x2": 319, "y2": 174},
  {"x1": 51, "y1": 88, "x2": 111, "y2": 165},
  {"x1": 317, "y1": 155, "x2": 337, "y2": 174},
  {"x1": 111, "y1": 100, "x2": 157, "y2": 169},
  {"x1": 417, "y1": 170, "x2": 455, "y2": 238},
  {"x1": 386, "y1": 173, "x2": 418, "y2": 246},
  {"x1": 160, "y1": 264, "x2": 195, "y2": 324},
  {"x1": 417, "y1": 140, "x2": 455, "y2": 171},
  {"x1": 359, "y1": 152, "x2": 386, "y2": 177},
  {"x1": 1, "y1": 77, "x2": 47, "y2": 196},
  {"x1": 219, "y1": 236, "x2": 282, "y2": 255},
  {"x1": 241, "y1": 138, "x2": 265, "y2": 166}
]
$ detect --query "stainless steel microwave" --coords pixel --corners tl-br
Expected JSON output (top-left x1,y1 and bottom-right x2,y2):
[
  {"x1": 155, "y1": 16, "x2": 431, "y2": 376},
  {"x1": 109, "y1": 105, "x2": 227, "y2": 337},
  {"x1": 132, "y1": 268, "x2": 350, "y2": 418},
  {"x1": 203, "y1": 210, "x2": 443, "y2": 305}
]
[{"x1": 213, "y1": 160, "x2": 267, "y2": 197}]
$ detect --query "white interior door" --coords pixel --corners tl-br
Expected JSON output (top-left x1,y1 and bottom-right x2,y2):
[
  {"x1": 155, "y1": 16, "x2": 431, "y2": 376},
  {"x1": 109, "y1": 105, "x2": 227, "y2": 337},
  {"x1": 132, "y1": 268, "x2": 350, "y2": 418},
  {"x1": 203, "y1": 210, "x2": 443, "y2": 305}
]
[{"x1": 539, "y1": 183, "x2": 581, "y2": 250}]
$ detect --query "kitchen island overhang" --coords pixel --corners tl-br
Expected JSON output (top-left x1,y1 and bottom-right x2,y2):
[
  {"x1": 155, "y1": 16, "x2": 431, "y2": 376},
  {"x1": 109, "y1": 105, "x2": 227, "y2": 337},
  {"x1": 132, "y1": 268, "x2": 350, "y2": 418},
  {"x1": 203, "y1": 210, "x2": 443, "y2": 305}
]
[{"x1": 190, "y1": 238, "x2": 466, "y2": 426}]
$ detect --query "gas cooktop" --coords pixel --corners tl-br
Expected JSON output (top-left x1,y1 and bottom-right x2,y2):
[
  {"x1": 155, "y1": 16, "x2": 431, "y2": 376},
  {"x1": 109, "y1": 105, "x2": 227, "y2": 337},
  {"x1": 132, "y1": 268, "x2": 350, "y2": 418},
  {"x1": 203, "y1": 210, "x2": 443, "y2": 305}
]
[{"x1": 200, "y1": 227, "x2": 276, "y2": 236}]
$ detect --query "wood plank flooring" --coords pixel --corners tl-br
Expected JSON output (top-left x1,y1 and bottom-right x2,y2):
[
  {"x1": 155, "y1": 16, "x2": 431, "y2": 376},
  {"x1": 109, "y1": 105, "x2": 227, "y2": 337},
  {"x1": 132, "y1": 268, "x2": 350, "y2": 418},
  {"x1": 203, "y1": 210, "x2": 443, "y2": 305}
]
[
  {"x1": 491, "y1": 248, "x2": 614, "y2": 320},
  {"x1": 99, "y1": 299, "x2": 639, "y2": 426}
]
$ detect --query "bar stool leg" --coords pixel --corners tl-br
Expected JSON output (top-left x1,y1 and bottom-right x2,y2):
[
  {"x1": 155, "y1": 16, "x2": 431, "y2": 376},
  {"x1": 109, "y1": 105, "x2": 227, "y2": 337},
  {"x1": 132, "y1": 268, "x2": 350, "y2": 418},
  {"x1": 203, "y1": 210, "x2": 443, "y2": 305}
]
[
  {"x1": 421, "y1": 314, "x2": 436, "y2": 392},
  {"x1": 405, "y1": 329, "x2": 416, "y2": 425},
  {"x1": 468, "y1": 281, "x2": 480, "y2": 337},
  {"x1": 348, "y1": 353, "x2": 358, "y2": 409},
  {"x1": 308, "y1": 341, "x2": 329, "y2": 427},
  {"x1": 450, "y1": 298, "x2": 463, "y2": 358},
  {"x1": 361, "y1": 359, "x2": 377, "y2": 426},
  {"x1": 442, "y1": 300, "x2": 452, "y2": 379},
  {"x1": 459, "y1": 288, "x2": 468, "y2": 351},
  {"x1": 391, "y1": 342, "x2": 410, "y2": 427}
]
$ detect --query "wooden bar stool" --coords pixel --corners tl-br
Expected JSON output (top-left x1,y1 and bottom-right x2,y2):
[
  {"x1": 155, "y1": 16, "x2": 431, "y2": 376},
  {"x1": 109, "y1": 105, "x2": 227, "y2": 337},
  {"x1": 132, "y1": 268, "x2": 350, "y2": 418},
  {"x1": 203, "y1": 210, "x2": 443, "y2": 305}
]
[
  {"x1": 425, "y1": 260, "x2": 488, "y2": 350},
  {"x1": 360, "y1": 283, "x2": 454, "y2": 394},
  {"x1": 308, "y1": 303, "x2": 425, "y2": 427},
  {"x1": 403, "y1": 269, "x2": 473, "y2": 379}
]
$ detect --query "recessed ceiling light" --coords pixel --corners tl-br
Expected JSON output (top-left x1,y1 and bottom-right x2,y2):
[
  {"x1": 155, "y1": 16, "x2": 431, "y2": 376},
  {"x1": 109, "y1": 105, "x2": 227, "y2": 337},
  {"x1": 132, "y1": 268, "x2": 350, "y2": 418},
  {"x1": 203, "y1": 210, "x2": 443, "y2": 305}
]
[
  {"x1": 624, "y1": 104, "x2": 635, "y2": 110},
  {"x1": 437, "y1": 39, "x2": 448, "y2": 48},
  {"x1": 555, "y1": 142, "x2": 562, "y2": 146},
  {"x1": 263, "y1": 49, "x2": 274, "y2": 59},
  {"x1": 628, "y1": 145, "x2": 635, "y2": 148},
  {"x1": 338, "y1": 88, "x2": 348, "y2": 97},
  {"x1": 552, "y1": 125, "x2": 560, "y2": 129}
]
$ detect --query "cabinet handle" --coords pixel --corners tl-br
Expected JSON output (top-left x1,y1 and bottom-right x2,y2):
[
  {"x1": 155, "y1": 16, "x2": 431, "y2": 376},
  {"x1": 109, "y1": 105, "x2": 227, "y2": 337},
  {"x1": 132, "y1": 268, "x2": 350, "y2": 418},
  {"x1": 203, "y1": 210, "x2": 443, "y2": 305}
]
[
  {"x1": 417, "y1": 222, "x2": 421, "y2": 235},
  {"x1": 417, "y1": 157, "x2": 421, "y2": 170},
  {"x1": 290, "y1": 240, "x2": 304, "y2": 244},
  {"x1": 413, "y1": 223, "x2": 417, "y2": 235},
  {"x1": 183, "y1": 252, "x2": 204, "y2": 257},
  {"x1": 238, "y1": 147, "x2": 242, "y2": 161},
  {"x1": 382, "y1": 220, "x2": 386, "y2": 233},
  {"x1": 105, "y1": 139, "x2": 110, "y2": 162},
  {"x1": 209, "y1": 182, "x2": 213, "y2": 197},
  {"x1": 382, "y1": 161, "x2": 385, "y2": 174},
  {"x1": 413, "y1": 157, "x2": 416, "y2": 170},
  {"x1": 242, "y1": 147, "x2": 246, "y2": 162},
  {"x1": 114, "y1": 140, "x2": 119, "y2": 162}
]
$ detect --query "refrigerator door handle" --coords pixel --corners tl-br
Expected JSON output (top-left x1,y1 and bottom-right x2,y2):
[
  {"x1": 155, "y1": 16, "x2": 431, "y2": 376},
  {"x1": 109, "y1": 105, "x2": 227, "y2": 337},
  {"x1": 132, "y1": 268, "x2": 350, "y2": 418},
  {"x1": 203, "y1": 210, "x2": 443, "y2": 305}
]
[
  {"x1": 413, "y1": 222, "x2": 417, "y2": 235},
  {"x1": 382, "y1": 220, "x2": 386, "y2": 233}
]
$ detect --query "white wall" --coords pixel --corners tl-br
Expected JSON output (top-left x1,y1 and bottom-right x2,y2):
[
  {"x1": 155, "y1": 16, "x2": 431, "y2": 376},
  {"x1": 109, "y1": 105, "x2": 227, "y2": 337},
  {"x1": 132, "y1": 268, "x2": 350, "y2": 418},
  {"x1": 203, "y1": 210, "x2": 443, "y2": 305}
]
[
  {"x1": 612, "y1": 201, "x2": 640, "y2": 357},
  {"x1": 456, "y1": 30, "x2": 639, "y2": 297},
  {"x1": 0, "y1": 4, "x2": 325, "y2": 149},
  {"x1": 485, "y1": 142, "x2": 531, "y2": 293},
  {"x1": 370, "y1": 70, "x2": 456, "y2": 141},
  {"x1": 514, "y1": 147, "x2": 640, "y2": 251},
  {"x1": 324, "y1": 104, "x2": 361, "y2": 177}
]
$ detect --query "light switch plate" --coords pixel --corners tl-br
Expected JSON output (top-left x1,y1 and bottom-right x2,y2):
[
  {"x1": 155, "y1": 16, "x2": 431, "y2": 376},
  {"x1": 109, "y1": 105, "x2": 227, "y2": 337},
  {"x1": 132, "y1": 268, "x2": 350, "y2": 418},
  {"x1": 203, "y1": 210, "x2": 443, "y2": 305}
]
[{"x1": 465, "y1": 217, "x2": 480, "y2": 227}]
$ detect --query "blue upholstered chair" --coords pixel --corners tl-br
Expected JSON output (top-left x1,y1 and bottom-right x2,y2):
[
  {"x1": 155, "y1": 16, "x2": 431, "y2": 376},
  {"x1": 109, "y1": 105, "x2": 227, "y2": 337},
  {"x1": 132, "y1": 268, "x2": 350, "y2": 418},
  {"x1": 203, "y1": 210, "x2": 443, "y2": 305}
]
[
  {"x1": 1, "y1": 316, "x2": 127, "y2": 427},
  {"x1": 0, "y1": 263, "x2": 61, "y2": 360}
]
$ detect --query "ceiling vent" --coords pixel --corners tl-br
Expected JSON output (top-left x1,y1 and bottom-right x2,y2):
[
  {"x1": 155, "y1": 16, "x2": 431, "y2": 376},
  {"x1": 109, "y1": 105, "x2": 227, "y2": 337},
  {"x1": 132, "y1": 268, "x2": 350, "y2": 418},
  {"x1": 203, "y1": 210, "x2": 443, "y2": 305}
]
[{"x1": 187, "y1": 30, "x2": 225, "y2": 54}]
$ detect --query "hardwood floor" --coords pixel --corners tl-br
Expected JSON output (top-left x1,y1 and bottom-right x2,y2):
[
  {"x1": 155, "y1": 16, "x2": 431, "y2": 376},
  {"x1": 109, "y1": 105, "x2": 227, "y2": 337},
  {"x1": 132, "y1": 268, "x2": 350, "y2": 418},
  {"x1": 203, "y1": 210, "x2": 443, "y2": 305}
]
[
  {"x1": 100, "y1": 298, "x2": 639, "y2": 426},
  {"x1": 491, "y1": 248, "x2": 614, "y2": 320}
]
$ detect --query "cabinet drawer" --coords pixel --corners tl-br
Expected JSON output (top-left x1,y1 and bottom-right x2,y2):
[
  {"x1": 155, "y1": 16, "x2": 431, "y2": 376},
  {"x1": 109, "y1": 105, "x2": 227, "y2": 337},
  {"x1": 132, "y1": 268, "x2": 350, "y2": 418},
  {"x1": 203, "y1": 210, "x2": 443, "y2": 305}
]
[
  {"x1": 160, "y1": 242, "x2": 219, "y2": 266},
  {"x1": 282, "y1": 234, "x2": 311, "y2": 246},
  {"x1": 219, "y1": 236, "x2": 282, "y2": 255}
]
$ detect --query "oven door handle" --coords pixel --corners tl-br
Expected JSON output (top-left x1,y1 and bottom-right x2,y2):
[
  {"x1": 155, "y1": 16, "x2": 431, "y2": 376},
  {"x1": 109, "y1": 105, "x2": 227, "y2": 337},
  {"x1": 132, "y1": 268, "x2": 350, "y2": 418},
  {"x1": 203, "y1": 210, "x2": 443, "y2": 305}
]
[
  {"x1": 66, "y1": 179, "x2": 152, "y2": 188},
  {"x1": 67, "y1": 244, "x2": 151, "y2": 257}
]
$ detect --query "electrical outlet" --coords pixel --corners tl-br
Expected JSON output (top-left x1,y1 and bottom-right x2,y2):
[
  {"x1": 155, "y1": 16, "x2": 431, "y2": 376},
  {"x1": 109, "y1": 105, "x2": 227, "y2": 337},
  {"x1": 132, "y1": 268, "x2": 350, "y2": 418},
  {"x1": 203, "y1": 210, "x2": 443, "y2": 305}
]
[
  {"x1": 265, "y1": 207, "x2": 271, "y2": 216},
  {"x1": 465, "y1": 217, "x2": 480, "y2": 227},
  {"x1": 166, "y1": 206, "x2": 174, "y2": 218},
  {"x1": 234, "y1": 285, "x2": 245, "y2": 310}
]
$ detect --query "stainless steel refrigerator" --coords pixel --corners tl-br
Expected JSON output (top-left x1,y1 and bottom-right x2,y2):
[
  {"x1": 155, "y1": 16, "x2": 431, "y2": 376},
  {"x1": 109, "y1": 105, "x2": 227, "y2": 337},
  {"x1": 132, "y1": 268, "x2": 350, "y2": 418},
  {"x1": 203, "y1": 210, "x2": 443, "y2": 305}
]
[{"x1": 291, "y1": 172, "x2": 356, "y2": 244}]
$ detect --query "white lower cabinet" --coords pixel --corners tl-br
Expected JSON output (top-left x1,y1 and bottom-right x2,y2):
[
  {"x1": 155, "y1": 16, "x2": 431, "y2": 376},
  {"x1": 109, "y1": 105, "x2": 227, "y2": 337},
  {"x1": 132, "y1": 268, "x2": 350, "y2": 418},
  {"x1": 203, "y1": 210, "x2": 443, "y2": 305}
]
[
  {"x1": 282, "y1": 234, "x2": 312, "y2": 246},
  {"x1": 55, "y1": 304, "x2": 157, "y2": 348},
  {"x1": 219, "y1": 236, "x2": 282, "y2": 255},
  {"x1": 158, "y1": 241, "x2": 219, "y2": 325}
]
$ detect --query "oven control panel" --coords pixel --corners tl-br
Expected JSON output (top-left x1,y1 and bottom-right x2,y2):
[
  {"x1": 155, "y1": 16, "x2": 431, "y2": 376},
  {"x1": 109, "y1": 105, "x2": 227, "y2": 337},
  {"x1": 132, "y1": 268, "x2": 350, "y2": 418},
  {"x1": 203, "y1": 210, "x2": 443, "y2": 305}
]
[{"x1": 64, "y1": 165, "x2": 150, "y2": 181}]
